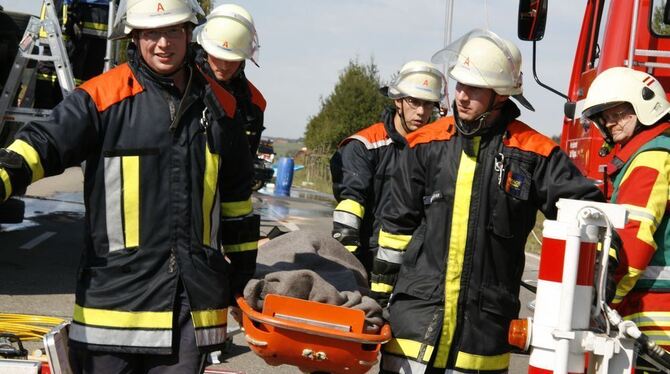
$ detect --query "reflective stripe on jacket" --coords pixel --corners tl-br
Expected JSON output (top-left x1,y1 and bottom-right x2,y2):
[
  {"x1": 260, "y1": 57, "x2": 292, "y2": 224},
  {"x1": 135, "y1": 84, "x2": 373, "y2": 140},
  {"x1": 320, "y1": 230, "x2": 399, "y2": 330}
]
[
  {"x1": 378, "y1": 102, "x2": 604, "y2": 373},
  {"x1": 0, "y1": 46, "x2": 258, "y2": 354}
]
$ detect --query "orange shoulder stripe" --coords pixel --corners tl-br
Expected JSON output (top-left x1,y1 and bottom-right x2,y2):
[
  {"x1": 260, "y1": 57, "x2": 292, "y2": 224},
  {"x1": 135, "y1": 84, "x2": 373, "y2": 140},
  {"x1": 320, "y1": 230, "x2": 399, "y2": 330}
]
[
  {"x1": 247, "y1": 80, "x2": 267, "y2": 111},
  {"x1": 79, "y1": 63, "x2": 144, "y2": 112},
  {"x1": 200, "y1": 72, "x2": 237, "y2": 119},
  {"x1": 339, "y1": 122, "x2": 389, "y2": 149},
  {"x1": 504, "y1": 120, "x2": 557, "y2": 157},
  {"x1": 407, "y1": 116, "x2": 455, "y2": 148}
]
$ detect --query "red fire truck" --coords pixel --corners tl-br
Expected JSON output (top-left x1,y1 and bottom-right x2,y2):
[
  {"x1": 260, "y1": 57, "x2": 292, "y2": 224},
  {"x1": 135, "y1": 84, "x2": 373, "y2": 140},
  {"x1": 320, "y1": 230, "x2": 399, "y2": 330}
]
[{"x1": 519, "y1": 0, "x2": 670, "y2": 196}]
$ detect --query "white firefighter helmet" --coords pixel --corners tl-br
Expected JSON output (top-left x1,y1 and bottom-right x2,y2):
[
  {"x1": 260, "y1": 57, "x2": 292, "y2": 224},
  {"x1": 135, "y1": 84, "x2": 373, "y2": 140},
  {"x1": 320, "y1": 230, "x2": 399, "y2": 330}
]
[
  {"x1": 381, "y1": 60, "x2": 446, "y2": 103},
  {"x1": 582, "y1": 67, "x2": 670, "y2": 128},
  {"x1": 432, "y1": 28, "x2": 534, "y2": 111},
  {"x1": 115, "y1": 0, "x2": 203, "y2": 35},
  {"x1": 196, "y1": 4, "x2": 260, "y2": 66}
]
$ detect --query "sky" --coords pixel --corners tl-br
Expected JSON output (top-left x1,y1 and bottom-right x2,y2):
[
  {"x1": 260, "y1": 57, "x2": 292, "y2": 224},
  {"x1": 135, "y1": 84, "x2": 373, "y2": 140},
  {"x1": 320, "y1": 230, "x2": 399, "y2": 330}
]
[{"x1": 0, "y1": 0, "x2": 586, "y2": 140}]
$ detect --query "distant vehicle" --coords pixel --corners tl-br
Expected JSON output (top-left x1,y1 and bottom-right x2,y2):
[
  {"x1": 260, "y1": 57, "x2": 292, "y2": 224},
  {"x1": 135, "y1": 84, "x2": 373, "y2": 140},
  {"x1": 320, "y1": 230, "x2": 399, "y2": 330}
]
[{"x1": 253, "y1": 139, "x2": 276, "y2": 191}]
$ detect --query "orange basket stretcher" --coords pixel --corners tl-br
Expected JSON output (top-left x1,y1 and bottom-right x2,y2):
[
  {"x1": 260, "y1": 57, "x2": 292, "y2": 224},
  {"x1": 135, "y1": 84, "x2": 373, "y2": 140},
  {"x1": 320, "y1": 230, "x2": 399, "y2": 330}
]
[{"x1": 236, "y1": 294, "x2": 391, "y2": 374}]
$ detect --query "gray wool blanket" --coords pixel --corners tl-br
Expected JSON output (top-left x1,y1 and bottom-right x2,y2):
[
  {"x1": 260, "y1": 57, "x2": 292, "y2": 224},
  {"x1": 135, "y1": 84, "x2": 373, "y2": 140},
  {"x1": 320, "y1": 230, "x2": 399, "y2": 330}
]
[{"x1": 243, "y1": 230, "x2": 384, "y2": 330}]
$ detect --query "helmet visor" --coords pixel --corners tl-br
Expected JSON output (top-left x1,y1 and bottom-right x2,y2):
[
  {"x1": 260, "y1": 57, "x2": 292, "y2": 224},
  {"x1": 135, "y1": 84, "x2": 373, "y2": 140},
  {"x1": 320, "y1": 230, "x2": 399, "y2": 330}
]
[{"x1": 581, "y1": 101, "x2": 623, "y2": 144}]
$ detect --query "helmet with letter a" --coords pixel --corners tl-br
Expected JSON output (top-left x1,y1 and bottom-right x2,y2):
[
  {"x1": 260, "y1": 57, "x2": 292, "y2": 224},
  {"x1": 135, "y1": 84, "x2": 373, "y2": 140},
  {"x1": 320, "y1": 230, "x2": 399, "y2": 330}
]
[
  {"x1": 115, "y1": 0, "x2": 203, "y2": 35},
  {"x1": 196, "y1": 3, "x2": 260, "y2": 66}
]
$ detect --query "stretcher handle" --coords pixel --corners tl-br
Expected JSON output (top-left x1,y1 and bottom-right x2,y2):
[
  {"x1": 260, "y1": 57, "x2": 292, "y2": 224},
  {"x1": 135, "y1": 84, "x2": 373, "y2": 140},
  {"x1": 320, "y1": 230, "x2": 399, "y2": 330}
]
[{"x1": 236, "y1": 295, "x2": 391, "y2": 345}]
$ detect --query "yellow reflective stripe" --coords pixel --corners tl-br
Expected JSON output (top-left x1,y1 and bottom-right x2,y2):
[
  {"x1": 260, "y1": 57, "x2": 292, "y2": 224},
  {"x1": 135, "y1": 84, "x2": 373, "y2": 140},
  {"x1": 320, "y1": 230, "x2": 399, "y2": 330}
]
[
  {"x1": 221, "y1": 198, "x2": 253, "y2": 217},
  {"x1": 383, "y1": 338, "x2": 434, "y2": 362},
  {"x1": 191, "y1": 308, "x2": 227, "y2": 328},
  {"x1": 335, "y1": 199, "x2": 365, "y2": 219},
  {"x1": 36, "y1": 73, "x2": 81, "y2": 85},
  {"x1": 39, "y1": 4, "x2": 47, "y2": 38},
  {"x1": 122, "y1": 156, "x2": 139, "y2": 248},
  {"x1": 370, "y1": 282, "x2": 394, "y2": 293},
  {"x1": 202, "y1": 148, "x2": 219, "y2": 246},
  {"x1": 8, "y1": 139, "x2": 44, "y2": 182},
  {"x1": 82, "y1": 21, "x2": 108, "y2": 31},
  {"x1": 378, "y1": 229, "x2": 411, "y2": 251},
  {"x1": 73, "y1": 304, "x2": 172, "y2": 329},
  {"x1": 344, "y1": 245, "x2": 358, "y2": 252},
  {"x1": 455, "y1": 351, "x2": 510, "y2": 371},
  {"x1": 62, "y1": 4, "x2": 68, "y2": 25},
  {"x1": 609, "y1": 247, "x2": 618, "y2": 261},
  {"x1": 223, "y1": 241, "x2": 257, "y2": 253},
  {"x1": 435, "y1": 138, "x2": 479, "y2": 367},
  {"x1": 0, "y1": 169, "x2": 11, "y2": 201},
  {"x1": 624, "y1": 311, "x2": 670, "y2": 325},
  {"x1": 612, "y1": 266, "x2": 645, "y2": 304}
]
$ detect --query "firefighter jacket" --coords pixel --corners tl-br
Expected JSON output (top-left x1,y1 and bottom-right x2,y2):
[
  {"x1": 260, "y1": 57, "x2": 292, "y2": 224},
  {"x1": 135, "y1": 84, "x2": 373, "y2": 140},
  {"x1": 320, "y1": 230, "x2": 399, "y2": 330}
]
[
  {"x1": 330, "y1": 108, "x2": 407, "y2": 273},
  {"x1": 195, "y1": 48, "x2": 266, "y2": 156},
  {"x1": 0, "y1": 45, "x2": 259, "y2": 354},
  {"x1": 608, "y1": 122, "x2": 670, "y2": 348},
  {"x1": 376, "y1": 102, "x2": 604, "y2": 373}
]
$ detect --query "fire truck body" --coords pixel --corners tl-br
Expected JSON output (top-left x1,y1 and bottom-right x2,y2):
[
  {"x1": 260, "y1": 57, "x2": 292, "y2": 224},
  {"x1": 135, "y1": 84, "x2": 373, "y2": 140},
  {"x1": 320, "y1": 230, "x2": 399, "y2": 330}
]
[{"x1": 554, "y1": 0, "x2": 670, "y2": 194}]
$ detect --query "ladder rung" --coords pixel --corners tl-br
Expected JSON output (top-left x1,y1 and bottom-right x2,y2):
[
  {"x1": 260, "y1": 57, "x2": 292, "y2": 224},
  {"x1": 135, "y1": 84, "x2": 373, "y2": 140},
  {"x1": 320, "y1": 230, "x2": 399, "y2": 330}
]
[
  {"x1": 3, "y1": 107, "x2": 52, "y2": 124},
  {"x1": 635, "y1": 49, "x2": 670, "y2": 58},
  {"x1": 633, "y1": 61, "x2": 670, "y2": 69}
]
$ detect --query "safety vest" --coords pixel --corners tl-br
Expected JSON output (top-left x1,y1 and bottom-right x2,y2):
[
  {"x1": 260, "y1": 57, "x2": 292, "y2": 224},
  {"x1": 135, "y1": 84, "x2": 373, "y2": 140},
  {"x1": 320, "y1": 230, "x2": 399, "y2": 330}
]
[{"x1": 611, "y1": 130, "x2": 670, "y2": 291}]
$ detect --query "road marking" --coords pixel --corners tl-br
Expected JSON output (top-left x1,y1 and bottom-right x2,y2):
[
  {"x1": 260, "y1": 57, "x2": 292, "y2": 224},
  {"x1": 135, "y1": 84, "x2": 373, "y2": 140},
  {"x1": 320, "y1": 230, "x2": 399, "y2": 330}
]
[{"x1": 20, "y1": 231, "x2": 56, "y2": 249}]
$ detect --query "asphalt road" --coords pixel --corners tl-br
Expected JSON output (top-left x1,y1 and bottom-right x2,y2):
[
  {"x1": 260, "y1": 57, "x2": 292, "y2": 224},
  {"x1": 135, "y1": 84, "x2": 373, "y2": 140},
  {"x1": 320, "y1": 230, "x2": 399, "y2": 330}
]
[{"x1": 0, "y1": 169, "x2": 537, "y2": 373}]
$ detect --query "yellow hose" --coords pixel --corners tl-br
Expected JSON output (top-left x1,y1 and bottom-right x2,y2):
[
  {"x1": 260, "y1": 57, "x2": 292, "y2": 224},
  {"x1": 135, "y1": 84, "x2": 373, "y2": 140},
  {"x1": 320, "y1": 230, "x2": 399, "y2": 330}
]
[{"x1": 0, "y1": 313, "x2": 66, "y2": 342}]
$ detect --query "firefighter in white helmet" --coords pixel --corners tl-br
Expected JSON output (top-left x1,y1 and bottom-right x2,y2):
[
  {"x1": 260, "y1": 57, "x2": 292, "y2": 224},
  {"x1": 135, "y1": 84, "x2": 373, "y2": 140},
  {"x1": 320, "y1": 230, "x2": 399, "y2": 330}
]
[
  {"x1": 195, "y1": 3, "x2": 266, "y2": 156},
  {"x1": 376, "y1": 29, "x2": 604, "y2": 373},
  {"x1": 582, "y1": 67, "x2": 670, "y2": 364},
  {"x1": 0, "y1": 0, "x2": 259, "y2": 372},
  {"x1": 329, "y1": 60, "x2": 444, "y2": 278}
]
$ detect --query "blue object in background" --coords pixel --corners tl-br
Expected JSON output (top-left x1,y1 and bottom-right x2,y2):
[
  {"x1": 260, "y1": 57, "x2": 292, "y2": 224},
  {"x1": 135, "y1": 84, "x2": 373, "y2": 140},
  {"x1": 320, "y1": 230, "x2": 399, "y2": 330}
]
[{"x1": 274, "y1": 157, "x2": 294, "y2": 196}]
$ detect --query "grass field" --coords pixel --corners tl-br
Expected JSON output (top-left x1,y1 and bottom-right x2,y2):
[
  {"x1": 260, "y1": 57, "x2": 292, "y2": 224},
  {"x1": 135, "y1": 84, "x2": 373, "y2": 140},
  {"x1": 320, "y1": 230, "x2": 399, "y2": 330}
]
[{"x1": 267, "y1": 138, "x2": 304, "y2": 157}]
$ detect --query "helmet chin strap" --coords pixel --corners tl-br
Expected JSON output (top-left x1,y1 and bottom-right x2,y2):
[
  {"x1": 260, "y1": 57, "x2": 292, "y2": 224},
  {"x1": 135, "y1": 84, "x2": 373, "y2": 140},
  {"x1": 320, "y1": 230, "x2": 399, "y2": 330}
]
[{"x1": 396, "y1": 101, "x2": 413, "y2": 135}]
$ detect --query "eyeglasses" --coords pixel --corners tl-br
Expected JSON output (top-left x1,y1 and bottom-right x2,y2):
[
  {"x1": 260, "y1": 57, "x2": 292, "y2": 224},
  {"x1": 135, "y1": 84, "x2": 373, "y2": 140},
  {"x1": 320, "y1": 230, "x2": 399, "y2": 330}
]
[
  {"x1": 139, "y1": 26, "x2": 185, "y2": 41},
  {"x1": 601, "y1": 108, "x2": 632, "y2": 125},
  {"x1": 403, "y1": 97, "x2": 437, "y2": 110}
]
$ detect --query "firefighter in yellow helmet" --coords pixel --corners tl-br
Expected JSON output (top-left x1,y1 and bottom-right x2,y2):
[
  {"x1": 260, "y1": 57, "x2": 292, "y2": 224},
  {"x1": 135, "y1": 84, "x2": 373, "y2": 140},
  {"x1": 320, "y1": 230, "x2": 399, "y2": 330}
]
[
  {"x1": 376, "y1": 29, "x2": 604, "y2": 373},
  {"x1": 0, "y1": 0, "x2": 258, "y2": 372},
  {"x1": 582, "y1": 67, "x2": 670, "y2": 364},
  {"x1": 195, "y1": 3, "x2": 266, "y2": 156},
  {"x1": 330, "y1": 60, "x2": 445, "y2": 278}
]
